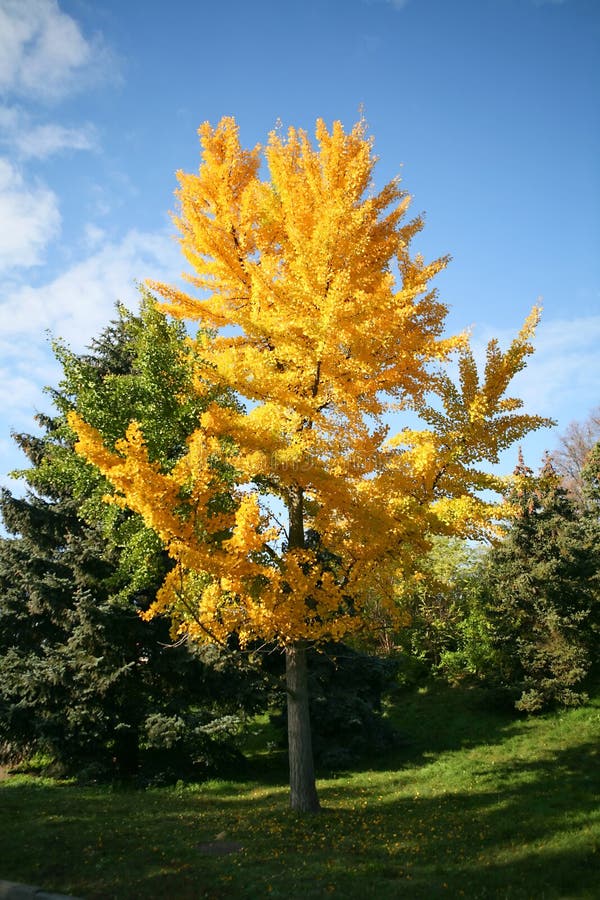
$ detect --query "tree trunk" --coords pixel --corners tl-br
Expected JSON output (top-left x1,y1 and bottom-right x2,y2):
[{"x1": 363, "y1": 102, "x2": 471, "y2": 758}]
[
  {"x1": 285, "y1": 641, "x2": 321, "y2": 813},
  {"x1": 285, "y1": 484, "x2": 320, "y2": 813}
]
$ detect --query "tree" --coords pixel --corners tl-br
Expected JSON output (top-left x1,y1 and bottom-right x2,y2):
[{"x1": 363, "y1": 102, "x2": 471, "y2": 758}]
[
  {"x1": 551, "y1": 406, "x2": 600, "y2": 508},
  {"x1": 261, "y1": 640, "x2": 401, "y2": 768},
  {"x1": 69, "y1": 117, "x2": 549, "y2": 811},
  {"x1": 0, "y1": 299, "x2": 266, "y2": 778},
  {"x1": 582, "y1": 441, "x2": 600, "y2": 509},
  {"x1": 390, "y1": 535, "x2": 490, "y2": 678},
  {"x1": 478, "y1": 452, "x2": 598, "y2": 711}
]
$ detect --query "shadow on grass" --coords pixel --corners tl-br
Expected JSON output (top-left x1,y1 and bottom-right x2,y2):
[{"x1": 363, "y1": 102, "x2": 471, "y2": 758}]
[
  {"x1": 1, "y1": 724, "x2": 598, "y2": 899},
  {"x1": 243, "y1": 680, "x2": 535, "y2": 784},
  {"x1": 318, "y1": 736, "x2": 600, "y2": 896},
  {"x1": 328, "y1": 679, "x2": 600, "y2": 780},
  {"x1": 234, "y1": 682, "x2": 501, "y2": 780}
]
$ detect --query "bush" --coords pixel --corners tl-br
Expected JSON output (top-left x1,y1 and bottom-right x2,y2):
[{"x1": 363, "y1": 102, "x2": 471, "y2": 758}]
[{"x1": 268, "y1": 643, "x2": 401, "y2": 768}]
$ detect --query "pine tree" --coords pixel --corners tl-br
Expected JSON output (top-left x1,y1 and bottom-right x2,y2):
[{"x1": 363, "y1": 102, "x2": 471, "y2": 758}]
[
  {"x1": 0, "y1": 299, "x2": 266, "y2": 777},
  {"x1": 481, "y1": 451, "x2": 598, "y2": 711}
]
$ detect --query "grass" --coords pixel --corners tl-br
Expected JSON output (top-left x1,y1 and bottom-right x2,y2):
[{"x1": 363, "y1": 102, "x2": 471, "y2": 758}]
[{"x1": 1, "y1": 682, "x2": 598, "y2": 899}]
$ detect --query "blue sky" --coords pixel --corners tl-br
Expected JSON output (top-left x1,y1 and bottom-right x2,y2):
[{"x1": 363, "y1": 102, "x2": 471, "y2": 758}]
[{"x1": 1, "y1": 0, "x2": 598, "y2": 494}]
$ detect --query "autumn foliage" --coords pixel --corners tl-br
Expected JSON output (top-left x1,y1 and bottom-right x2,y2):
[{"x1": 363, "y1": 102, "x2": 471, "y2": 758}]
[{"x1": 69, "y1": 117, "x2": 549, "y2": 810}]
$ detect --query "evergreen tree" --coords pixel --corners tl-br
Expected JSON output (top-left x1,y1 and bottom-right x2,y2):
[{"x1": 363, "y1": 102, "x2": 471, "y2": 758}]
[
  {"x1": 0, "y1": 298, "x2": 266, "y2": 778},
  {"x1": 480, "y1": 451, "x2": 598, "y2": 711}
]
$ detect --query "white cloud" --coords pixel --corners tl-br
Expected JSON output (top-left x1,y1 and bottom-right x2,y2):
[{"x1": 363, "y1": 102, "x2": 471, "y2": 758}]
[
  {"x1": 0, "y1": 339, "x2": 61, "y2": 496},
  {"x1": 0, "y1": 104, "x2": 98, "y2": 156},
  {"x1": 510, "y1": 316, "x2": 600, "y2": 420},
  {"x1": 0, "y1": 346, "x2": 57, "y2": 421},
  {"x1": 83, "y1": 223, "x2": 106, "y2": 249},
  {"x1": 0, "y1": 157, "x2": 61, "y2": 270},
  {"x1": 0, "y1": 3, "x2": 111, "y2": 282},
  {"x1": 430, "y1": 313, "x2": 600, "y2": 473},
  {"x1": 0, "y1": 103, "x2": 19, "y2": 130},
  {"x1": 15, "y1": 121, "x2": 97, "y2": 159},
  {"x1": 0, "y1": 0, "x2": 114, "y2": 101},
  {"x1": 0, "y1": 228, "x2": 182, "y2": 483},
  {"x1": 0, "y1": 103, "x2": 98, "y2": 158},
  {"x1": 0, "y1": 228, "x2": 180, "y2": 348},
  {"x1": 472, "y1": 314, "x2": 600, "y2": 433}
]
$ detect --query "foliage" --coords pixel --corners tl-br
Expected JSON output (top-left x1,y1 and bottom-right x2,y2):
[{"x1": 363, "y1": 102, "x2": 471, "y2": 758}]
[
  {"x1": 0, "y1": 300, "x2": 266, "y2": 778},
  {"x1": 435, "y1": 595, "x2": 503, "y2": 689},
  {"x1": 29, "y1": 291, "x2": 231, "y2": 598},
  {"x1": 69, "y1": 117, "x2": 549, "y2": 651},
  {"x1": 476, "y1": 454, "x2": 599, "y2": 712},
  {"x1": 393, "y1": 453, "x2": 600, "y2": 707},
  {"x1": 388, "y1": 536, "x2": 485, "y2": 674}
]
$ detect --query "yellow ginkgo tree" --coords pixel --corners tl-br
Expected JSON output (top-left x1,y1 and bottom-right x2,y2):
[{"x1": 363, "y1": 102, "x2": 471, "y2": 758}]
[{"x1": 69, "y1": 117, "x2": 550, "y2": 812}]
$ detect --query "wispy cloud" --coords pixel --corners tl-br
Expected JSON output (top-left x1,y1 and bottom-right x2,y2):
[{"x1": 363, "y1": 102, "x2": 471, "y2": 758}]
[
  {"x1": 0, "y1": 105, "x2": 98, "y2": 158},
  {"x1": 511, "y1": 316, "x2": 600, "y2": 420},
  {"x1": 14, "y1": 121, "x2": 97, "y2": 159},
  {"x1": 0, "y1": 157, "x2": 61, "y2": 271},
  {"x1": 473, "y1": 314, "x2": 600, "y2": 427},
  {"x1": 0, "y1": 3, "x2": 110, "y2": 274},
  {"x1": 362, "y1": 0, "x2": 411, "y2": 10},
  {"x1": 0, "y1": 0, "x2": 116, "y2": 101},
  {"x1": 0, "y1": 350, "x2": 57, "y2": 424},
  {"x1": 437, "y1": 313, "x2": 600, "y2": 473},
  {"x1": 0, "y1": 228, "x2": 180, "y2": 348}
]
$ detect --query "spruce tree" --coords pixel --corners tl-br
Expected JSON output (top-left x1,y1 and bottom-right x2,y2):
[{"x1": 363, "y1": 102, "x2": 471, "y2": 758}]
[
  {"x1": 482, "y1": 451, "x2": 598, "y2": 711},
  {"x1": 0, "y1": 298, "x2": 266, "y2": 777}
]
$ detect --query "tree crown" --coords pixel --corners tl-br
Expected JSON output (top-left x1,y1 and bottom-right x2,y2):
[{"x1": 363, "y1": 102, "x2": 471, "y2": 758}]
[{"x1": 69, "y1": 117, "x2": 550, "y2": 648}]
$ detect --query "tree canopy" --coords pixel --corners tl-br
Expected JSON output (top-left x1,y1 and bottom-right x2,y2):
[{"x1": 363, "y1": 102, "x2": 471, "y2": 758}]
[{"x1": 70, "y1": 118, "x2": 549, "y2": 648}]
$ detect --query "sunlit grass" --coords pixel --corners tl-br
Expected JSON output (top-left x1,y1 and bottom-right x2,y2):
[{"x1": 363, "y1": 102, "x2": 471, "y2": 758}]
[{"x1": 1, "y1": 683, "x2": 598, "y2": 899}]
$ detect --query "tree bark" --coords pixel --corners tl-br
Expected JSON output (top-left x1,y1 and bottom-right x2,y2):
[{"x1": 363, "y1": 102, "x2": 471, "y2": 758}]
[
  {"x1": 285, "y1": 484, "x2": 320, "y2": 813},
  {"x1": 285, "y1": 641, "x2": 321, "y2": 813}
]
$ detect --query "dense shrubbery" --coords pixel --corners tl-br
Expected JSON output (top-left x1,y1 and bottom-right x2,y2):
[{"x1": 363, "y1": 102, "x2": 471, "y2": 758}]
[
  {"x1": 265, "y1": 643, "x2": 401, "y2": 768},
  {"x1": 306, "y1": 646, "x2": 401, "y2": 766}
]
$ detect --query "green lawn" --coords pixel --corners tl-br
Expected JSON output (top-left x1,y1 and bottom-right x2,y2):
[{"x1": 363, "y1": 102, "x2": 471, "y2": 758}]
[{"x1": 1, "y1": 683, "x2": 598, "y2": 899}]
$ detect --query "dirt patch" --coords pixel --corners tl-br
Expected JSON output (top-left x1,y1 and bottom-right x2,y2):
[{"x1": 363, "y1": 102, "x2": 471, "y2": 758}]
[{"x1": 197, "y1": 840, "x2": 244, "y2": 856}]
